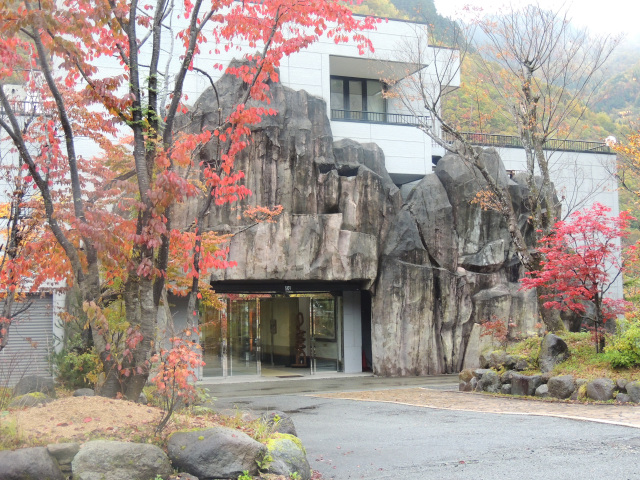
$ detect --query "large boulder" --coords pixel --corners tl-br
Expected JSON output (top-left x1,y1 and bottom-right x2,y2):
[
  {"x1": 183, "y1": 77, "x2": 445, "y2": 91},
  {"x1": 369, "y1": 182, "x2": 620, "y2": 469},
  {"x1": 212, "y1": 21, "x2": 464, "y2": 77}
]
[
  {"x1": 477, "y1": 370, "x2": 501, "y2": 393},
  {"x1": 168, "y1": 427, "x2": 266, "y2": 479},
  {"x1": 538, "y1": 334, "x2": 570, "y2": 373},
  {"x1": 71, "y1": 440, "x2": 171, "y2": 480},
  {"x1": 510, "y1": 373, "x2": 543, "y2": 396},
  {"x1": 263, "y1": 433, "x2": 311, "y2": 480},
  {"x1": 626, "y1": 381, "x2": 640, "y2": 403},
  {"x1": 535, "y1": 384, "x2": 549, "y2": 397},
  {"x1": 0, "y1": 447, "x2": 64, "y2": 480},
  {"x1": 547, "y1": 375, "x2": 576, "y2": 399},
  {"x1": 12, "y1": 376, "x2": 55, "y2": 398},
  {"x1": 586, "y1": 378, "x2": 615, "y2": 401},
  {"x1": 488, "y1": 351, "x2": 508, "y2": 369}
]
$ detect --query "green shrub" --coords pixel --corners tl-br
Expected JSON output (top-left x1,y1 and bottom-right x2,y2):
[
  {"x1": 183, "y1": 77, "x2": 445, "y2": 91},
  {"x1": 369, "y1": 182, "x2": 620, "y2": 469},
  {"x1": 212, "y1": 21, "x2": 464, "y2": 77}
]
[
  {"x1": 605, "y1": 319, "x2": 640, "y2": 368},
  {"x1": 51, "y1": 336, "x2": 101, "y2": 389}
]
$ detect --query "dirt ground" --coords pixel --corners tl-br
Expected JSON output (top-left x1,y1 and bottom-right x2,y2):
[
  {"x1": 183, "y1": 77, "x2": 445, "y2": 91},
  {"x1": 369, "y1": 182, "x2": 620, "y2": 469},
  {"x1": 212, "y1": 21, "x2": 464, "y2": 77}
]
[
  {"x1": 316, "y1": 387, "x2": 640, "y2": 429},
  {"x1": 11, "y1": 396, "x2": 170, "y2": 443}
]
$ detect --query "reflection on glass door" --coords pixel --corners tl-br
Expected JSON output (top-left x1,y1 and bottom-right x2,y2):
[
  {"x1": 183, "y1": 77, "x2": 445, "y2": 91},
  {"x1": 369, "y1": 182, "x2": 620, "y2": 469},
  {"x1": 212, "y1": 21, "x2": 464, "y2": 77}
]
[
  {"x1": 228, "y1": 299, "x2": 260, "y2": 376},
  {"x1": 310, "y1": 295, "x2": 342, "y2": 373},
  {"x1": 200, "y1": 297, "x2": 260, "y2": 377}
]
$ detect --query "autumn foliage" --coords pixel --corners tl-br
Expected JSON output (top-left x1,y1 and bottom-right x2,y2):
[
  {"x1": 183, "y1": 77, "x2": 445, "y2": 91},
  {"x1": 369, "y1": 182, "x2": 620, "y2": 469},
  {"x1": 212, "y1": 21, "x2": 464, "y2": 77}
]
[
  {"x1": 150, "y1": 332, "x2": 205, "y2": 433},
  {"x1": 521, "y1": 203, "x2": 633, "y2": 351}
]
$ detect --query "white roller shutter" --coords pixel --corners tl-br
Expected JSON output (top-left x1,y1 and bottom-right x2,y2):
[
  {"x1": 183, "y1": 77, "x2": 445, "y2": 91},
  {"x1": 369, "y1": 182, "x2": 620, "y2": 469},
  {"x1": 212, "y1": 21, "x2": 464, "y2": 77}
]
[{"x1": 0, "y1": 295, "x2": 54, "y2": 387}]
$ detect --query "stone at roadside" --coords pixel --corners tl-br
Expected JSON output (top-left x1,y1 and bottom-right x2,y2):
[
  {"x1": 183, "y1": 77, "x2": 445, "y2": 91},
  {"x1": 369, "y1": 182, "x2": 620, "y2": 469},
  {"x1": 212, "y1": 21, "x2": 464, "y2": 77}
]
[
  {"x1": 500, "y1": 370, "x2": 515, "y2": 384},
  {"x1": 470, "y1": 377, "x2": 478, "y2": 391},
  {"x1": 626, "y1": 381, "x2": 640, "y2": 403},
  {"x1": 0, "y1": 447, "x2": 65, "y2": 480},
  {"x1": 73, "y1": 388, "x2": 95, "y2": 397},
  {"x1": 459, "y1": 381, "x2": 472, "y2": 392},
  {"x1": 168, "y1": 427, "x2": 266, "y2": 479},
  {"x1": 514, "y1": 357, "x2": 530, "y2": 371},
  {"x1": 616, "y1": 393, "x2": 631, "y2": 404},
  {"x1": 477, "y1": 370, "x2": 501, "y2": 393},
  {"x1": 535, "y1": 384, "x2": 549, "y2": 397},
  {"x1": 8, "y1": 392, "x2": 54, "y2": 408},
  {"x1": 541, "y1": 372, "x2": 553, "y2": 383},
  {"x1": 138, "y1": 392, "x2": 148, "y2": 405},
  {"x1": 538, "y1": 334, "x2": 569, "y2": 373},
  {"x1": 586, "y1": 378, "x2": 615, "y2": 401},
  {"x1": 473, "y1": 369, "x2": 490, "y2": 379},
  {"x1": 547, "y1": 375, "x2": 576, "y2": 400},
  {"x1": 511, "y1": 373, "x2": 542, "y2": 396},
  {"x1": 489, "y1": 351, "x2": 507, "y2": 369},
  {"x1": 261, "y1": 411, "x2": 297, "y2": 436},
  {"x1": 263, "y1": 433, "x2": 311, "y2": 480},
  {"x1": 479, "y1": 353, "x2": 490, "y2": 369},
  {"x1": 459, "y1": 369, "x2": 474, "y2": 383},
  {"x1": 46, "y1": 443, "x2": 79, "y2": 476},
  {"x1": 12, "y1": 376, "x2": 56, "y2": 398},
  {"x1": 72, "y1": 440, "x2": 171, "y2": 480},
  {"x1": 616, "y1": 378, "x2": 628, "y2": 392},
  {"x1": 501, "y1": 384, "x2": 512, "y2": 395}
]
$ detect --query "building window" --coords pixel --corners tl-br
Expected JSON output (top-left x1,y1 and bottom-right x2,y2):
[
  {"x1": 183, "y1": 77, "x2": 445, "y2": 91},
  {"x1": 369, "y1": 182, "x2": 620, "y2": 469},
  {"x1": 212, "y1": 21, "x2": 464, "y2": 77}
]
[{"x1": 330, "y1": 76, "x2": 386, "y2": 122}]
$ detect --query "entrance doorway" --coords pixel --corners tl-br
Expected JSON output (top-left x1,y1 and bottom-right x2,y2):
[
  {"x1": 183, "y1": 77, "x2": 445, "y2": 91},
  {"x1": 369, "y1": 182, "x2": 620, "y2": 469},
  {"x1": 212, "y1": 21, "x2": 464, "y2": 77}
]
[{"x1": 200, "y1": 293, "x2": 345, "y2": 378}]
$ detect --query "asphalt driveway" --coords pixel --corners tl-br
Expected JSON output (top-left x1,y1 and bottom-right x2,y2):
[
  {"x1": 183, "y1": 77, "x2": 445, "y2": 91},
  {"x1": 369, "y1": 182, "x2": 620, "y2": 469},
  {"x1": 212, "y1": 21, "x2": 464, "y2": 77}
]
[{"x1": 203, "y1": 376, "x2": 640, "y2": 479}]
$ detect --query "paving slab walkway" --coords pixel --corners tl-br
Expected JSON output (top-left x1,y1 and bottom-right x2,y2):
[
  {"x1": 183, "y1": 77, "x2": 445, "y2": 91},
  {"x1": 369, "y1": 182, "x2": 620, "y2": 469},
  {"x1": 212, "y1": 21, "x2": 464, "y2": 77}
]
[{"x1": 316, "y1": 387, "x2": 640, "y2": 429}]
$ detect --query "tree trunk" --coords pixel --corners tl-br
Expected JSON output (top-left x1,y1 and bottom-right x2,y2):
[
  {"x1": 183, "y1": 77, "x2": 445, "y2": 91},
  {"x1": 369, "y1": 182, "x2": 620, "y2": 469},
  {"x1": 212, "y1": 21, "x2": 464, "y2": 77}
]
[{"x1": 536, "y1": 286, "x2": 565, "y2": 332}]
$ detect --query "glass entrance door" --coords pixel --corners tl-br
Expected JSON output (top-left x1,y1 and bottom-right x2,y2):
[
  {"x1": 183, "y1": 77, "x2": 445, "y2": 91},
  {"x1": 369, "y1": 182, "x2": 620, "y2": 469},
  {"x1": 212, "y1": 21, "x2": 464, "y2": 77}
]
[
  {"x1": 200, "y1": 297, "x2": 260, "y2": 377},
  {"x1": 310, "y1": 295, "x2": 342, "y2": 374},
  {"x1": 228, "y1": 299, "x2": 260, "y2": 376}
]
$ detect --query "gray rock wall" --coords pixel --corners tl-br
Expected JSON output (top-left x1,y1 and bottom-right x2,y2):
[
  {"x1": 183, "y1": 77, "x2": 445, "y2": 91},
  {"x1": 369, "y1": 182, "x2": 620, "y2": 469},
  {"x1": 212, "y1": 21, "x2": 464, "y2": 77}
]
[{"x1": 183, "y1": 67, "x2": 542, "y2": 374}]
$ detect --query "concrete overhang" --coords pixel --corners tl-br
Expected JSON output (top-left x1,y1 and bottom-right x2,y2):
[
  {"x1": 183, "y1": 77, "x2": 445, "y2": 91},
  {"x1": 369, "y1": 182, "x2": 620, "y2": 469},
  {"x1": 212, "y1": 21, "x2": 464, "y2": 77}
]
[{"x1": 329, "y1": 55, "x2": 425, "y2": 82}]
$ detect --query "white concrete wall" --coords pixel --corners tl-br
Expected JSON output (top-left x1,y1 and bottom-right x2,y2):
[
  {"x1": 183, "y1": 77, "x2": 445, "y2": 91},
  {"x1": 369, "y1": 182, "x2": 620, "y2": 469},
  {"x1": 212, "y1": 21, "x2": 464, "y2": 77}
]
[
  {"x1": 342, "y1": 291, "x2": 362, "y2": 374},
  {"x1": 331, "y1": 121, "x2": 431, "y2": 177},
  {"x1": 497, "y1": 148, "x2": 619, "y2": 217},
  {"x1": 497, "y1": 146, "x2": 622, "y2": 300}
]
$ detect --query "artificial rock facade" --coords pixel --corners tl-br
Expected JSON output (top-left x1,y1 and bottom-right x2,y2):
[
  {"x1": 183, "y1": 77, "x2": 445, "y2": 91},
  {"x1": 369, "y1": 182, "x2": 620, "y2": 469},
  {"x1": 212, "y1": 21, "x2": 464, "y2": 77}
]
[{"x1": 178, "y1": 69, "x2": 541, "y2": 375}]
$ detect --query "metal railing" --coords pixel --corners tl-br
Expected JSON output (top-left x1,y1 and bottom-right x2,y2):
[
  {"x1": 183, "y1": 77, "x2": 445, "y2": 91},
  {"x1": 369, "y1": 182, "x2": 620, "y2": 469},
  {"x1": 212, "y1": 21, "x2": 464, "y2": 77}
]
[
  {"x1": 0, "y1": 100, "x2": 44, "y2": 117},
  {"x1": 331, "y1": 109, "x2": 430, "y2": 127},
  {"x1": 441, "y1": 131, "x2": 612, "y2": 154}
]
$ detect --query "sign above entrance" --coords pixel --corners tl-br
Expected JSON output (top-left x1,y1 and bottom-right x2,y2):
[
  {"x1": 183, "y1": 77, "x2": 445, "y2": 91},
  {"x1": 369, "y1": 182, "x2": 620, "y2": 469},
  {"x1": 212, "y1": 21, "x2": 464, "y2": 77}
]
[{"x1": 209, "y1": 280, "x2": 364, "y2": 294}]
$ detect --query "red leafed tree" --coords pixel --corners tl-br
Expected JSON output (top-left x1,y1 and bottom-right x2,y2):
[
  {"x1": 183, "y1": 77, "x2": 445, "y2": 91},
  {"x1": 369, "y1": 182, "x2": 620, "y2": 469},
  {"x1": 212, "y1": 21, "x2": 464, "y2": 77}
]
[
  {"x1": 521, "y1": 203, "x2": 633, "y2": 352},
  {"x1": 0, "y1": 0, "x2": 376, "y2": 399}
]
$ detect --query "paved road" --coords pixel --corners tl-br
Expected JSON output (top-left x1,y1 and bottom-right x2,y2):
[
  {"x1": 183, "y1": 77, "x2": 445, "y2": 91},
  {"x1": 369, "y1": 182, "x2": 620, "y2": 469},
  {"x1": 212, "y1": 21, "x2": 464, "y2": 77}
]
[{"x1": 202, "y1": 376, "x2": 640, "y2": 479}]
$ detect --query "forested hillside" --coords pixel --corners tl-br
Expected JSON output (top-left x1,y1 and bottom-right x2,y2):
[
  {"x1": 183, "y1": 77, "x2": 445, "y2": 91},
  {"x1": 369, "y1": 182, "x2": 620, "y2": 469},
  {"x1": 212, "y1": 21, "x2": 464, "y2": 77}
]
[{"x1": 593, "y1": 59, "x2": 640, "y2": 123}]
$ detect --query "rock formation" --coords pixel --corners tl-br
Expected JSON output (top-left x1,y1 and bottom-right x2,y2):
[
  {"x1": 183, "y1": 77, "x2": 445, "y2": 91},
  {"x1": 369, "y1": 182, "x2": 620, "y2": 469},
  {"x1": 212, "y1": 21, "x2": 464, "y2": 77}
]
[{"x1": 179, "y1": 65, "x2": 545, "y2": 375}]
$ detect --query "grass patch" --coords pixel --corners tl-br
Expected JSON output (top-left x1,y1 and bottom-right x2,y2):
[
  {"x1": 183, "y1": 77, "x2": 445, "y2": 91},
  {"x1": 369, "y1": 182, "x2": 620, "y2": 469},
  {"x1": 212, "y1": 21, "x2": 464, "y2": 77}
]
[{"x1": 506, "y1": 331, "x2": 640, "y2": 381}]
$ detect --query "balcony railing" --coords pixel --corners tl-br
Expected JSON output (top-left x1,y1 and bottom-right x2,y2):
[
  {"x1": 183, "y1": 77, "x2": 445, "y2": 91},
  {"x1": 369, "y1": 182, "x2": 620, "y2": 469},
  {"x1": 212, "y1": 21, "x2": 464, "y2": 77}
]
[
  {"x1": 0, "y1": 100, "x2": 44, "y2": 117},
  {"x1": 441, "y1": 131, "x2": 613, "y2": 155},
  {"x1": 331, "y1": 109, "x2": 430, "y2": 127}
]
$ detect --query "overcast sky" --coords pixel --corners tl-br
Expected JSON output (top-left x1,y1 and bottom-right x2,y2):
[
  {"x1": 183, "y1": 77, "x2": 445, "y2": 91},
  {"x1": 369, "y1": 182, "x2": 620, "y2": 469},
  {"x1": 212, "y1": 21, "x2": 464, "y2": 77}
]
[{"x1": 434, "y1": 0, "x2": 640, "y2": 38}]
